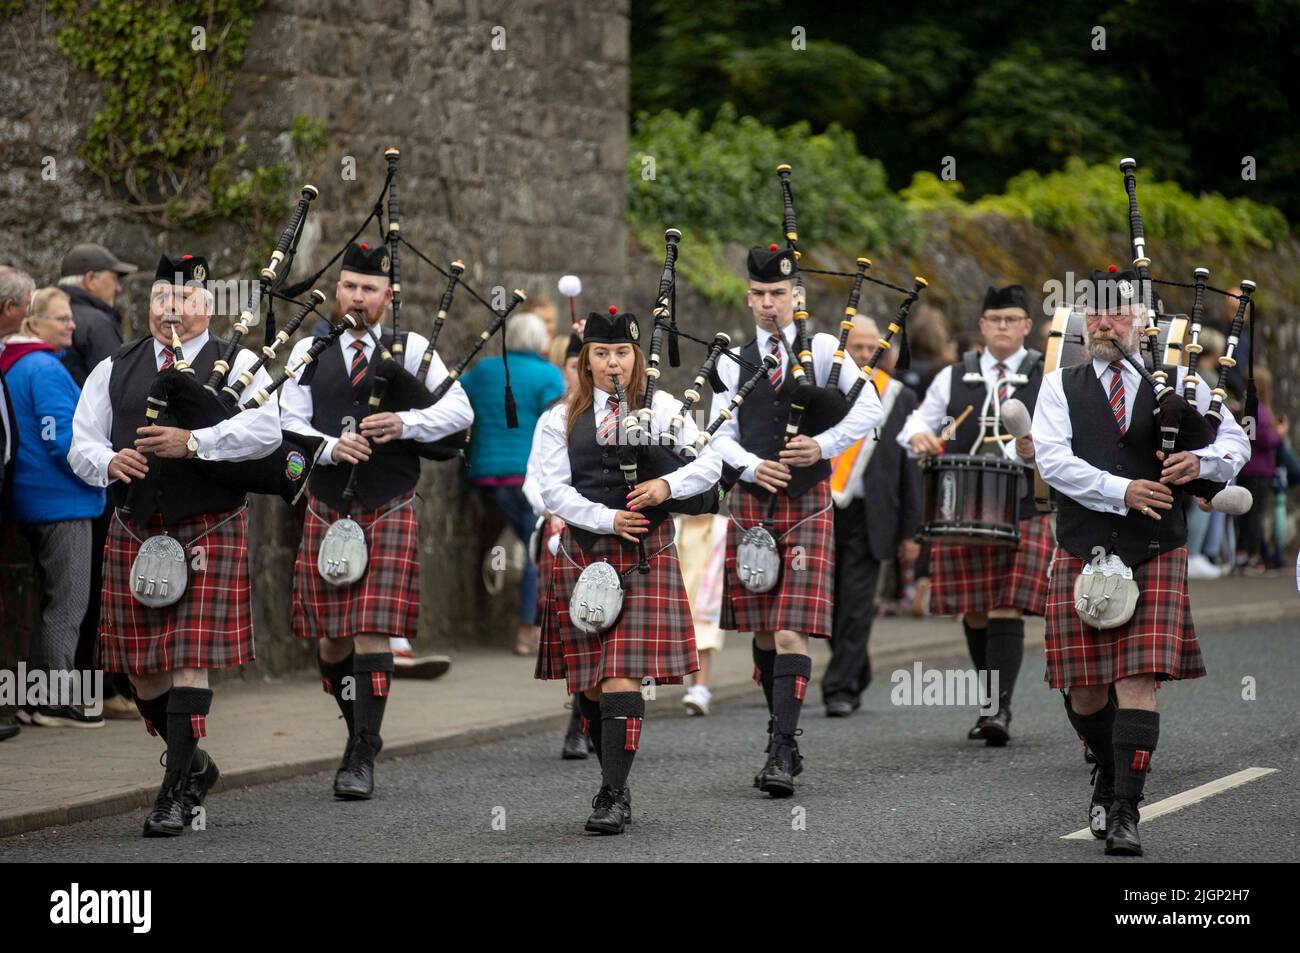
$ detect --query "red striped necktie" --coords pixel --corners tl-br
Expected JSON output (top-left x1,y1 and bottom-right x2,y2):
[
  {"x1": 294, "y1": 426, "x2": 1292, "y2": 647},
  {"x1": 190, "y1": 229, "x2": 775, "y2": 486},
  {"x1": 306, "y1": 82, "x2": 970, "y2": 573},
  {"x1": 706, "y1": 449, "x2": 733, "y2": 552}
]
[
  {"x1": 597, "y1": 395, "x2": 620, "y2": 445},
  {"x1": 767, "y1": 334, "x2": 784, "y2": 391},
  {"x1": 159, "y1": 346, "x2": 174, "y2": 372},
  {"x1": 995, "y1": 362, "x2": 1009, "y2": 403},
  {"x1": 1107, "y1": 360, "x2": 1127, "y2": 433},
  {"x1": 350, "y1": 339, "x2": 369, "y2": 391}
]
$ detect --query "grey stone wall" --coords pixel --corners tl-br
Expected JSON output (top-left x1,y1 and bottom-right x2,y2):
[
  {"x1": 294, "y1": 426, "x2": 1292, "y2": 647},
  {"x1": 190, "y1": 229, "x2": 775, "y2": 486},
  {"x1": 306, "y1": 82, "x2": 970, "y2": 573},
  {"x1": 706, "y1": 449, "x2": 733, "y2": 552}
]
[{"x1": 0, "y1": 0, "x2": 631, "y2": 673}]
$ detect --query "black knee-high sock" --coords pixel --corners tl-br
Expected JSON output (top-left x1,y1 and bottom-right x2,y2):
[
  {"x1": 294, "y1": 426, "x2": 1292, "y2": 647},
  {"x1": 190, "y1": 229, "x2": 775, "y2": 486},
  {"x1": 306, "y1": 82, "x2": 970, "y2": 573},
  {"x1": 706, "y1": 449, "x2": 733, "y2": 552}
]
[
  {"x1": 352, "y1": 653, "x2": 394, "y2": 746},
  {"x1": 578, "y1": 693, "x2": 603, "y2": 764},
  {"x1": 985, "y1": 617, "x2": 1024, "y2": 705},
  {"x1": 1066, "y1": 695, "x2": 1116, "y2": 777},
  {"x1": 599, "y1": 691, "x2": 644, "y2": 792},
  {"x1": 963, "y1": 619, "x2": 988, "y2": 675},
  {"x1": 318, "y1": 652, "x2": 356, "y2": 737},
  {"x1": 163, "y1": 687, "x2": 212, "y2": 794},
  {"x1": 1112, "y1": 709, "x2": 1160, "y2": 802},
  {"x1": 135, "y1": 691, "x2": 170, "y2": 742},
  {"x1": 752, "y1": 639, "x2": 776, "y2": 712},
  {"x1": 772, "y1": 654, "x2": 812, "y2": 738}
]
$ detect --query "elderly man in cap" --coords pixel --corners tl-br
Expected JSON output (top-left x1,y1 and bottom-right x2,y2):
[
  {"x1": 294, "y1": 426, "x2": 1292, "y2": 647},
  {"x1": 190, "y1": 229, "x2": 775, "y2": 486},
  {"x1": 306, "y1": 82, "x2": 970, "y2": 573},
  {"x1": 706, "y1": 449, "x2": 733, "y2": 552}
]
[
  {"x1": 58, "y1": 243, "x2": 138, "y2": 387},
  {"x1": 0, "y1": 265, "x2": 35, "y2": 337},
  {"x1": 70, "y1": 253, "x2": 281, "y2": 837}
]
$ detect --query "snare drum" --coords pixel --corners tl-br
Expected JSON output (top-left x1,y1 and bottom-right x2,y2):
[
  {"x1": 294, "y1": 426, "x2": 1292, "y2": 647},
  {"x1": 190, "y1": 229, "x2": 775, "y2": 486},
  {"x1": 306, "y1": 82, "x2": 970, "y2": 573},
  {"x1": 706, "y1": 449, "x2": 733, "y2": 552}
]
[{"x1": 920, "y1": 454, "x2": 1025, "y2": 548}]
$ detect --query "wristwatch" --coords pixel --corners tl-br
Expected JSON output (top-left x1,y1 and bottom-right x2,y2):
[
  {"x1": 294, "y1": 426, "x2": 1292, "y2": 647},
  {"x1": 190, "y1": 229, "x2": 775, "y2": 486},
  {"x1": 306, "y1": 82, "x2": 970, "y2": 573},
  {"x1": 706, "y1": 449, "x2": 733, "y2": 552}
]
[{"x1": 185, "y1": 432, "x2": 199, "y2": 458}]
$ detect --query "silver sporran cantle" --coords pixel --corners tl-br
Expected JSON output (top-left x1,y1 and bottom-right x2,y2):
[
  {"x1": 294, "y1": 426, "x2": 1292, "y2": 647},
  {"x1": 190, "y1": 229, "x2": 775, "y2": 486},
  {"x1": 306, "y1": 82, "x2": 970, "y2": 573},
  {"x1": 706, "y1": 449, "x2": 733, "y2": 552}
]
[
  {"x1": 318, "y1": 517, "x2": 369, "y2": 587},
  {"x1": 736, "y1": 525, "x2": 781, "y2": 593},
  {"x1": 569, "y1": 560, "x2": 625, "y2": 635},
  {"x1": 130, "y1": 534, "x2": 189, "y2": 608}
]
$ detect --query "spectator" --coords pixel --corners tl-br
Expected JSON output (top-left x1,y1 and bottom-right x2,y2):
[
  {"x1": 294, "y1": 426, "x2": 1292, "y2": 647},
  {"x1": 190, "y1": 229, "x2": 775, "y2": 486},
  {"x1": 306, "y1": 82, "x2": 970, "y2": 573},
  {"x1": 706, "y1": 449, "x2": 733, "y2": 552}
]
[
  {"x1": 1236, "y1": 367, "x2": 1285, "y2": 575},
  {"x1": 1, "y1": 288, "x2": 106, "y2": 727},
  {"x1": 57, "y1": 243, "x2": 137, "y2": 387},
  {"x1": 0, "y1": 361, "x2": 17, "y2": 742},
  {"x1": 461, "y1": 312, "x2": 565, "y2": 654},
  {"x1": 0, "y1": 265, "x2": 34, "y2": 336}
]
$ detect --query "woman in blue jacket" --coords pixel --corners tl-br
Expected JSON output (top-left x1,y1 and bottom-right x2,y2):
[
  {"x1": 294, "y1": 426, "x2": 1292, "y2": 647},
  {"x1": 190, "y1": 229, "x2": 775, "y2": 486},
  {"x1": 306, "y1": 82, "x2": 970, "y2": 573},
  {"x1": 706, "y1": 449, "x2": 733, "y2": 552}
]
[
  {"x1": 1, "y1": 287, "x2": 105, "y2": 727},
  {"x1": 461, "y1": 312, "x2": 564, "y2": 655}
]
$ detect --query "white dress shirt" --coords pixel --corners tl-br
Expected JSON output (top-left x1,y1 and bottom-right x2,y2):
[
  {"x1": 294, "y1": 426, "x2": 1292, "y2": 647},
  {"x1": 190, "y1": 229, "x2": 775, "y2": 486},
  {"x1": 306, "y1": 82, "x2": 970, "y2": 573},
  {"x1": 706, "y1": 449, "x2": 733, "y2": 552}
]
[
  {"x1": 707, "y1": 322, "x2": 883, "y2": 482},
  {"x1": 1032, "y1": 358, "x2": 1250, "y2": 516},
  {"x1": 897, "y1": 346, "x2": 1030, "y2": 461},
  {"x1": 69, "y1": 330, "x2": 282, "y2": 489},
  {"x1": 279, "y1": 325, "x2": 474, "y2": 465},
  {"x1": 535, "y1": 388, "x2": 724, "y2": 535},
  {"x1": 522, "y1": 412, "x2": 548, "y2": 517}
]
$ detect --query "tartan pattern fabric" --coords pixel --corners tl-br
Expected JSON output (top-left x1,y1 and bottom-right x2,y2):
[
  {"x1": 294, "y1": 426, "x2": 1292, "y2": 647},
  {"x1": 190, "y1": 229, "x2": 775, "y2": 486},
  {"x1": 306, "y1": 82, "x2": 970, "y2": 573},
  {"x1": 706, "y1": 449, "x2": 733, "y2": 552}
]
[
  {"x1": 292, "y1": 491, "x2": 420, "y2": 640},
  {"x1": 98, "y1": 507, "x2": 254, "y2": 674},
  {"x1": 721, "y1": 481, "x2": 835, "y2": 638},
  {"x1": 1044, "y1": 546, "x2": 1205, "y2": 688},
  {"x1": 579, "y1": 714, "x2": 590, "y2": 737},
  {"x1": 190, "y1": 714, "x2": 207, "y2": 740},
  {"x1": 995, "y1": 362, "x2": 1009, "y2": 404},
  {"x1": 1108, "y1": 361, "x2": 1127, "y2": 433},
  {"x1": 793, "y1": 674, "x2": 808, "y2": 702},
  {"x1": 534, "y1": 520, "x2": 698, "y2": 694},
  {"x1": 534, "y1": 521, "x2": 560, "y2": 621},
  {"x1": 350, "y1": 339, "x2": 368, "y2": 390},
  {"x1": 624, "y1": 716, "x2": 642, "y2": 751},
  {"x1": 159, "y1": 346, "x2": 174, "y2": 371},
  {"x1": 321, "y1": 677, "x2": 333, "y2": 695},
  {"x1": 929, "y1": 514, "x2": 1055, "y2": 616},
  {"x1": 596, "y1": 395, "x2": 619, "y2": 445},
  {"x1": 1132, "y1": 750, "x2": 1151, "y2": 772},
  {"x1": 767, "y1": 335, "x2": 784, "y2": 391},
  {"x1": 370, "y1": 671, "x2": 389, "y2": 698},
  {"x1": 752, "y1": 665, "x2": 763, "y2": 687}
]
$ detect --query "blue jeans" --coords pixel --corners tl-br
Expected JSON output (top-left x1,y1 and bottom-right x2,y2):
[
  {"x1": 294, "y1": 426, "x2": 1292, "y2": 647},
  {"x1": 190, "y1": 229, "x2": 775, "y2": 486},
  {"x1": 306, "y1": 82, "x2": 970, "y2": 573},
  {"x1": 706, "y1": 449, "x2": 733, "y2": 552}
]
[{"x1": 486, "y1": 484, "x2": 538, "y2": 626}]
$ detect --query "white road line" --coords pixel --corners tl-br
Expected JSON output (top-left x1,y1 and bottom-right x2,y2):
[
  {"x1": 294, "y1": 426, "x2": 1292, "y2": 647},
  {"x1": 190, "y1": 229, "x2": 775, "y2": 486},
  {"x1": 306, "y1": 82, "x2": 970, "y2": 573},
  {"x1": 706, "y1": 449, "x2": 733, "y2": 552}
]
[{"x1": 1061, "y1": 766, "x2": 1280, "y2": 840}]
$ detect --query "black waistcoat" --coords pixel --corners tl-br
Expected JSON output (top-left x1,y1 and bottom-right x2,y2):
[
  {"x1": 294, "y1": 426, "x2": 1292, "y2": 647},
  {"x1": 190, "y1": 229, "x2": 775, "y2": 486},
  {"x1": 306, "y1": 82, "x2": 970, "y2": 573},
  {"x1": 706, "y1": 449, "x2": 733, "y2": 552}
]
[
  {"x1": 944, "y1": 349, "x2": 1043, "y2": 520},
  {"x1": 1054, "y1": 362, "x2": 1187, "y2": 565},
  {"x1": 566, "y1": 401, "x2": 679, "y2": 552},
  {"x1": 303, "y1": 331, "x2": 421, "y2": 510},
  {"x1": 735, "y1": 336, "x2": 830, "y2": 500},
  {"x1": 108, "y1": 335, "x2": 246, "y2": 523}
]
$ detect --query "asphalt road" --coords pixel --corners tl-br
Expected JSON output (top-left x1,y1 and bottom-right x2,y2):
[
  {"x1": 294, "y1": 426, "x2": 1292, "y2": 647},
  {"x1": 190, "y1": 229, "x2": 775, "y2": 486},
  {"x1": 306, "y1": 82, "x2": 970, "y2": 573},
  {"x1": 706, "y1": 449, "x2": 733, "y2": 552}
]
[{"x1": 2, "y1": 619, "x2": 1296, "y2": 863}]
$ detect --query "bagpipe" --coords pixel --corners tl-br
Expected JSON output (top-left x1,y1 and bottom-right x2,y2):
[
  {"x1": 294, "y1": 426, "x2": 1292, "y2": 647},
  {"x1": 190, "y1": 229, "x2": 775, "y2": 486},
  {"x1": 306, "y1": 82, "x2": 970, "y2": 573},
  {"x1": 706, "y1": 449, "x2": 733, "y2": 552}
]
[{"x1": 1113, "y1": 157, "x2": 1257, "y2": 504}]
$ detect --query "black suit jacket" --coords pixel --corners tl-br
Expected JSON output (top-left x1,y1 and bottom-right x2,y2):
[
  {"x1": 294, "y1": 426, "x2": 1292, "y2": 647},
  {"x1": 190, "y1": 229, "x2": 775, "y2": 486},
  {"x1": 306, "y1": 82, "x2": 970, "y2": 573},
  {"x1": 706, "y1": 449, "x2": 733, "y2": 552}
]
[
  {"x1": 847, "y1": 382, "x2": 922, "y2": 562},
  {"x1": 0, "y1": 366, "x2": 17, "y2": 515}
]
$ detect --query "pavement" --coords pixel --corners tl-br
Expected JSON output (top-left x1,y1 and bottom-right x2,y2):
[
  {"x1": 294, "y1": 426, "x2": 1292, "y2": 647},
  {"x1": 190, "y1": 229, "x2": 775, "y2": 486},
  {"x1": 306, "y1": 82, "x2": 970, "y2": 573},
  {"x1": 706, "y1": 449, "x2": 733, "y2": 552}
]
[{"x1": 0, "y1": 572, "x2": 1295, "y2": 844}]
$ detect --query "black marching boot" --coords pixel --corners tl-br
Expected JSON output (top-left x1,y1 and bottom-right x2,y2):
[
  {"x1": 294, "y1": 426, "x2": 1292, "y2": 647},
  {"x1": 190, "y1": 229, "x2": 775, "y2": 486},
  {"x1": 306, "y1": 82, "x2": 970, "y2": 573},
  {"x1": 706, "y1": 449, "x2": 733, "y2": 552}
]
[
  {"x1": 335, "y1": 653, "x2": 393, "y2": 800},
  {"x1": 143, "y1": 687, "x2": 212, "y2": 837},
  {"x1": 319, "y1": 652, "x2": 357, "y2": 796},
  {"x1": 757, "y1": 731, "x2": 800, "y2": 798},
  {"x1": 1106, "y1": 709, "x2": 1159, "y2": 857}
]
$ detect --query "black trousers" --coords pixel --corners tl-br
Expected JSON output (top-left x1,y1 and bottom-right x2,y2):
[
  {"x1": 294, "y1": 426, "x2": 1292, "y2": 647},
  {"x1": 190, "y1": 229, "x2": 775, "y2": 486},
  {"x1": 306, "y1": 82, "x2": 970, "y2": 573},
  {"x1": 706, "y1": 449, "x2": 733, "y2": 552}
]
[{"x1": 824, "y1": 498, "x2": 883, "y2": 705}]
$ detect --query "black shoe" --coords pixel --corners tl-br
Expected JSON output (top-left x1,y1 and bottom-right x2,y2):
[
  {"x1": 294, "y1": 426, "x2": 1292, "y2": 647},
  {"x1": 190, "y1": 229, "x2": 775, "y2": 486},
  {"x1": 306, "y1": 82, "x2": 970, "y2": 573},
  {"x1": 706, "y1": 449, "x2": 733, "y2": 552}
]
[
  {"x1": 584, "y1": 784, "x2": 631, "y2": 834},
  {"x1": 1089, "y1": 766, "x2": 1115, "y2": 840},
  {"x1": 142, "y1": 783, "x2": 186, "y2": 837},
  {"x1": 561, "y1": 722, "x2": 589, "y2": 760},
  {"x1": 181, "y1": 750, "x2": 220, "y2": 820},
  {"x1": 755, "y1": 721, "x2": 803, "y2": 786},
  {"x1": 982, "y1": 706, "x2": 1012, "y2": 746},
  {"x1": 334, "y1": 730, "x2": 381, "y2": 800},
  {"x1": 1105, "y1": 798, "x2": 1143, "y2": 856},
  {"x1": 825, "y1": 699, "x2": 855, "y2": 718},
  {"x1": 332, "y1": 735, "x2": 357, "y2": 796},
  {"x1": 967, "y1": 715, "x2": 992, "y2": 740},
  {"x1": 0, "y1": 723, "x2": 18, "y2": 742},
  {"x1": 757, "y1": 733, "x2": 798, "y2": 798}
]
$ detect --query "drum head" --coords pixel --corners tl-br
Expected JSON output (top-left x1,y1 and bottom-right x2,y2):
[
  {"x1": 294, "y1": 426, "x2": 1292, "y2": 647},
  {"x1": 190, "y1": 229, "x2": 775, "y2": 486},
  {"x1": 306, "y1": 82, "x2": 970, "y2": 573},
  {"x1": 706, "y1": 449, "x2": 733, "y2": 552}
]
[{"x1": 921, "y1": 454, "x2": 1022, "y2": 548}]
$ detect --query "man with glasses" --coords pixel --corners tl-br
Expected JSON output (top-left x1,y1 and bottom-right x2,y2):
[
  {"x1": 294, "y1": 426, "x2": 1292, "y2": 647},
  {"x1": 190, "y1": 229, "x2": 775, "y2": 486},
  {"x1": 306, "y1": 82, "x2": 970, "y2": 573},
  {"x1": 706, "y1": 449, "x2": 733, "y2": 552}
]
[
  {"x1": 1032, "y1": 269, "x2": 1249, "y2": 855},
  {"x1": 898, "y1": 284, "x2": 1053, "y2": 746}
]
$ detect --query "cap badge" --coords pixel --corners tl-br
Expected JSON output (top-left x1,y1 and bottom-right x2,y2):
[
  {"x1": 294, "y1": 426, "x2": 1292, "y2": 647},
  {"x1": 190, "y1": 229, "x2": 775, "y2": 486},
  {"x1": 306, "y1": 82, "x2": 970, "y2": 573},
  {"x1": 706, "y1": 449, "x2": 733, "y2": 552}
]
[{"x1": 779, "y1": 257, "x2": 793, "y2": 276}]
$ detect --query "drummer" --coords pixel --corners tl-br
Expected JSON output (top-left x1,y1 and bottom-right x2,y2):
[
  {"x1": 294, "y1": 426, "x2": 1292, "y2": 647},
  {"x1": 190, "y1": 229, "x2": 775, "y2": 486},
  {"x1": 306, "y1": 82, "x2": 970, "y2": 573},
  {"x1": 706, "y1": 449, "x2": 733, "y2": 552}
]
[{"x1": 897, "y1": 284, "x2": 1054, "y2": 746}]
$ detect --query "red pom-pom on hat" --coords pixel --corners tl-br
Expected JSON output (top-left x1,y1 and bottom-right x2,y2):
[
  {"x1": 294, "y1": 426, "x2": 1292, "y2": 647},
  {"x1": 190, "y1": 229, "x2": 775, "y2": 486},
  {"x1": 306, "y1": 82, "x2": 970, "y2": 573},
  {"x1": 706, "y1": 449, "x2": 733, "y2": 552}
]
[
  {"x1": 769, "y1": 244, "x2": 779, "y2": 251},
  {"x1": 1108, "y1": 264, "x2": 1118, "y2": 273},
  {"x1": 359, "y1": 242, "x2": 369, "y2": 251},
  {"x1": 181, "y1": 254, "x2": 193, "y2": 260},
  {"x1": 608, "y1": 305, "x2": 618, "y2": 314}
]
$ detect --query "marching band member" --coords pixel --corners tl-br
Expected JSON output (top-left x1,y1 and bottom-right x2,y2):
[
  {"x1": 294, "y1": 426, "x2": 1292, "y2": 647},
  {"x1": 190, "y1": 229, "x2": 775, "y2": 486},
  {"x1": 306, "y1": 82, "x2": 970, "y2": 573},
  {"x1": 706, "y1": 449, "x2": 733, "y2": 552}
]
[
  {"x1": 897, "y1": 284, "x2": 1053, "y2": 745},
  {"x1": 280, "y1": 242, "x2": 473, "y2": 801},
  {"x1": 69, "y1": 253, "x2": 281, "y2": 836},
  {"x1": 709, "y1": 245, "x2": 882, "y2": 797},
  {"x1": 534, "y1": 308, "x2": 722, "y2": 835},
  {"x1": 1033, "y1": 269, "x2": 1249, "y2": 855}
]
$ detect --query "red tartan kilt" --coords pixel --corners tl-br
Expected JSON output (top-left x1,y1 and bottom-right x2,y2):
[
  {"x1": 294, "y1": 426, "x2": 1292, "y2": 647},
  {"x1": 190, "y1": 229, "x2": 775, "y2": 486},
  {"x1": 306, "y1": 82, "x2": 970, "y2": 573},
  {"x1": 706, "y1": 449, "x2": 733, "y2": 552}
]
[
  {"x1": 1044, "y1": 546, "x2": 1205, "y2": 688},
  {"x1": 534, "y1": 520, "x2": 560, "y2": 622},
  {"x1": 98, "y1": 507, "x2": 254, "y2": 674},
  {"x1": 292, "y1": 492, "x2": 420, "y2": 641},
  {"x1": 929, "y1": 513, "x2": 1055, "y2": 616},
  {"x1": 720, "y1": 482, "x2": 835, "y2": 638},
  {"x1": 535, "y1": 520, "x2": 698, "y2": 694}
]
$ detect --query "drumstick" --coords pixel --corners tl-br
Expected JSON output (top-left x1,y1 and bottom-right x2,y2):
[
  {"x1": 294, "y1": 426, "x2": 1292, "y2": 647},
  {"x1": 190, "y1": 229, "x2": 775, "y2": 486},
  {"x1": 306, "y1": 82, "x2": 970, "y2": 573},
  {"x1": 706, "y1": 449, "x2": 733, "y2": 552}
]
[
  {"x1": 940, "y1": 405, "x2": 974, "y2": 442},
  {"x1": 981, "y1": 433, "x2": 1015, "y2": 443}
]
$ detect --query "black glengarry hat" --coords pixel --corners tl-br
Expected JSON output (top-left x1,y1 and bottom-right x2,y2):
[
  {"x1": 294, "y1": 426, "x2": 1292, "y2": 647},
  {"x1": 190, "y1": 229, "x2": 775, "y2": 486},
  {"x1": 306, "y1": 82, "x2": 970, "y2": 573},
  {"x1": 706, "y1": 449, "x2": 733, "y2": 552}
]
[
  {"x1": 583, "y1": 307, "x2": 641, "y2": 346},
  {"x1": 747, "y1": 243, "x2": 798, "y2": 282},
  {"x1": 341, "y1": 241, "x2": 391, "y2": 278},
  {"x1": 1077, "y1": 265, "x2": 1145, "y2": 312},
  {"x1": 564, "y1": 332, "x2": 583, "y2": 360},
  {"x1": 154, "y1": 253, "x2": 209, "y2": 287},
  {"x1": 981, "y1": 284, "x2": 1028, "y2": 314}
]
